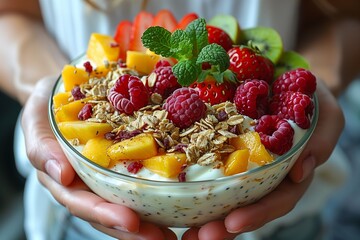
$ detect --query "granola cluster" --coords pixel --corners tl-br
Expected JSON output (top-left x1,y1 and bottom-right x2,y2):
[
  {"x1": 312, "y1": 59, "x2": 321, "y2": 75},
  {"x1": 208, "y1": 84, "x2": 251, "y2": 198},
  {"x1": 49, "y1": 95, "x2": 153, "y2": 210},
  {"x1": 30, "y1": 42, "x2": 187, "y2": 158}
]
[{"x1": 76, "y1": 63, "x2": 255, "y2": 167}]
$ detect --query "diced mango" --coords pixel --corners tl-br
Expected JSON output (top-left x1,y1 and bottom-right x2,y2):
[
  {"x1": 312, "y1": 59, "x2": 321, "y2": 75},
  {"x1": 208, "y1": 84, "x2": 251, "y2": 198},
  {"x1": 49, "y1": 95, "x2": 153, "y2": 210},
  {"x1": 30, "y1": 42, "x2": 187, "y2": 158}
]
[
  {"x1": 107, "y1": 133, "x2": 158, "y2": 161},
  {"x1": 57, "y1": 121, "x2": 113, "y2": 144},
  {"x1": 53, "y1": 92, "x2": 72, "y2": 109},
  {"x1": 229, "y1": 132, "x2": 274, "y2": 165},
  {"x1": 87, "y1": 33, "x2": 120, "y2": 66},
  {"x1": 224, "y1": 149, "x2": 249, "y2": 176},
  {"x1": 55, "y1": 98, "x2": 90, "y2": 122},
  {"x1": 126, "y1": 51, "x2": 161, "y2": 74},
  {"x1": 142, "y1": 153, "x2": 187, "y2": 178},
  {"x1": 62, "y1": 65, "x2": 90, "y2": 91},
  {"x1": 82, "y1": 137, "x2": 113, "y2": 168},
  {"x1": 90, "y1": 65, "x2": 111, "y2": 78}
]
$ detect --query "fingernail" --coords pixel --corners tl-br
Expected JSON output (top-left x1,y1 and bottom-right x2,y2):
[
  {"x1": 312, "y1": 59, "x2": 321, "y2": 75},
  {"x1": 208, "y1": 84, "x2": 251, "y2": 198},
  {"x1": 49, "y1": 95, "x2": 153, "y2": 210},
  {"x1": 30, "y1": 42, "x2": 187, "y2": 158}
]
[
  {"x1": 45, "y1": 160, "x2": 61, "y2": 183},
  {"x1": 228, "y1": 225, "x2": 253, "y2": 234},
  {"x1": 300, "y1": 156, "x2": 316, "y2": 182},
  {"x1": 113, "y1": 226, "x2": 130, "y2": 232}
]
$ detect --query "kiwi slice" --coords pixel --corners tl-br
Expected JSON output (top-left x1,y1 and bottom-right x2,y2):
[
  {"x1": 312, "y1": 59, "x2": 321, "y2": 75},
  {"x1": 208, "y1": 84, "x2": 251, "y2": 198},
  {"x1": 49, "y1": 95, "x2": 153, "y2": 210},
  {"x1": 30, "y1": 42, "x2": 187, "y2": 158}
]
[
  {"x1": 274, "y1": 51, "x2": 310, "y2": 78},
  {"x1": 242, "y1": 27, "x2": 283, "y2": 64},
  {"x1": 208, "y1": 14, "x2": 244, "y2": 44}
]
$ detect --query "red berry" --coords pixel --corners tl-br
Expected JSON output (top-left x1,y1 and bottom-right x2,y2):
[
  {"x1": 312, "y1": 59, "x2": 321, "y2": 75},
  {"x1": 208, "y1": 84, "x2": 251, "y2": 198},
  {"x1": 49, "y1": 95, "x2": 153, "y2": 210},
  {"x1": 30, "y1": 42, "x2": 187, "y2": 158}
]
[
  {"x1": 233, "y1": 79, "x2": 269, "y2": 119},
  {"x1": 269, "y1": 91, "x2": 314, "y2": 129},
  {"x1": 71, "y1": 86, "x2": 86, "y2": 100},
  {"x1": 228, "y1": 46, "x2": 274, "y2": 84},
  {"x1": 255, "y1": 115, "x2": 294, "y2": 155},
  {"x1": 207, "y1": 25, "x2": 233, "y2": 51},
  {"x1": 190, "y1": 77, "x2": 236, "y2": 105},
  {"x1": 144, "y1": 61, "x2": 180, "y2": 99},
  {"x1": 163, "y1": 87, "x2": 207, "y2": 129},
  {"x1": 127, "y1": 161, "x2": 143, "y2": 174},
  {"x1": 108, "y1": 74, "x2": 149, "y2": 115},
  {"x1": 83, "y1": 61, "x2": 93, "y2": 73},
  {"x1": 78, "y1": 103, "x2": 93, "y2": 120},
  {"x1": 272, "y1": 68, "x2": 317, "y2": 96}
]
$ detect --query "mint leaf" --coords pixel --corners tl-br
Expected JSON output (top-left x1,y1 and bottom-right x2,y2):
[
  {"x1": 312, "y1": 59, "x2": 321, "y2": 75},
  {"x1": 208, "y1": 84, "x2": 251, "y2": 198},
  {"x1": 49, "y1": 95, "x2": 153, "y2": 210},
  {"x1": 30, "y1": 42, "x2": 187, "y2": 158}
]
[
  {"x1": 142, "y1": 26, "x2": 172, "y2": 57},
  {"x1": 170, "y1": 30, "x2": 193, "y2": 60},
  {"x1": 172, "y1": 60, "x2": 201, "y2": 86},
  {"x1": 196, "y1": 44, "x2": 230, "y2": 72},
  {"x1": 185, "y1": 18, "x2": 208, "y2": 56}
]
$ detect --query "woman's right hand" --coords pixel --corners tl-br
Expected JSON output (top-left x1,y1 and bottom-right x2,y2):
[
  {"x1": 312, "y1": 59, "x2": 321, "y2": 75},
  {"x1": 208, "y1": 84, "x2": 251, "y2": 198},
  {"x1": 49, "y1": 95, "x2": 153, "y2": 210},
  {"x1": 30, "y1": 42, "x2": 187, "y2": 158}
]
[{"x1": 22, "y1": 76, "x2": 178, "y2": 240}]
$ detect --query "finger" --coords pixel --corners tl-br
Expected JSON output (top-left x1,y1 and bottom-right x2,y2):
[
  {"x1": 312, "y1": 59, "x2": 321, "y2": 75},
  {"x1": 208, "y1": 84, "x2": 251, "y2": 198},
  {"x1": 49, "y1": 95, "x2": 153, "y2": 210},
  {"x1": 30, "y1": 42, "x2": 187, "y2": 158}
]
[
  {"x1": 22, "y1": 76, "x2": 75, "y2": 185},
  {"x1": 289, "y1": 80, "x2": 344, "y2": 182},
  {"x1": 198, "y1": 221, "x2": 237, "y2": 240},
  {"x1": 91, "y1": 222, "x2": 177, "y2": 240},
  {"x1": 224, "y1": 174, "x2": 313, "y2": 234},
  {"x1": 37, "y1": 171, "x2": 140, "y2": 233}
]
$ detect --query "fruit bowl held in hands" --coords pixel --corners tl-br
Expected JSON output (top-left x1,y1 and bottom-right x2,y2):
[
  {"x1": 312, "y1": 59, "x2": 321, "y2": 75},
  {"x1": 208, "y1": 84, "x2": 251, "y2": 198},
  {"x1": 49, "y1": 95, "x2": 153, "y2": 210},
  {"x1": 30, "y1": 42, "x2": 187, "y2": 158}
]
[{"x1": 48, "y1": 60, "x2": 318, "y2": 228}]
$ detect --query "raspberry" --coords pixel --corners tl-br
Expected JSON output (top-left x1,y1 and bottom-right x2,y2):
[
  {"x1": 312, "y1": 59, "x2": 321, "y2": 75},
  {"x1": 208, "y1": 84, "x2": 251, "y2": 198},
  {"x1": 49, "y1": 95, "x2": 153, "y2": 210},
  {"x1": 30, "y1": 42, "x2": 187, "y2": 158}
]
[
  {"x1": 269, "y1": 91, "x2": 314, "y2": 129},
  {"x1": 233, "y1": 79, "x2": 269, "y2": 119},
  {"x1": 272, "y1": 68, "x2": 317, "y2": 96},
  {"x1": 108, "y1": 74, "x2": 149, "y2": 115},
  {"x1": 255, "y1": 115, "x2": 294, "y2": 155},
  {"x1": 163, "y1": 87, "x2": 207, "y2": 129},
  {"x1": 78, "y1": 103, "x2": 93, "y2": 120},
  {"x1": 144, "y1": 62, "x2": 180, "y2": 100}
]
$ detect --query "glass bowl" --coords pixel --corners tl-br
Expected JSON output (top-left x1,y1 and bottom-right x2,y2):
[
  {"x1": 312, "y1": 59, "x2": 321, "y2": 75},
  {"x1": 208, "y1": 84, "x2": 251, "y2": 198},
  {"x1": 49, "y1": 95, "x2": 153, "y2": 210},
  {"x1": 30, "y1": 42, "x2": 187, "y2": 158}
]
[{"x1": 48, "y1": 57, "x2": 318, "y2": 228}]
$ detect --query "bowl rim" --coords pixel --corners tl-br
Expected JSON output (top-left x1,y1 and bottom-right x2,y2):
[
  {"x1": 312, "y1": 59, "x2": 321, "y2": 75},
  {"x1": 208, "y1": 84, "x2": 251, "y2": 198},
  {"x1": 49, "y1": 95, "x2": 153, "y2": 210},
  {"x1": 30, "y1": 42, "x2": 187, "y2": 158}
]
[{"x1": 48, "y1": 55, "x2": 319, "y2": 186}]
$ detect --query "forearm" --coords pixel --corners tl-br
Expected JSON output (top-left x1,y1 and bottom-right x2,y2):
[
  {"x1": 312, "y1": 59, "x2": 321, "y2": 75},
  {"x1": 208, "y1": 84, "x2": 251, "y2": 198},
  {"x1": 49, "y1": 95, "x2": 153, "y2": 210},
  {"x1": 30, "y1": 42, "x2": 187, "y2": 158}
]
[{"x1": 0, "y1": 13, "x2": 68, "y2": 105}]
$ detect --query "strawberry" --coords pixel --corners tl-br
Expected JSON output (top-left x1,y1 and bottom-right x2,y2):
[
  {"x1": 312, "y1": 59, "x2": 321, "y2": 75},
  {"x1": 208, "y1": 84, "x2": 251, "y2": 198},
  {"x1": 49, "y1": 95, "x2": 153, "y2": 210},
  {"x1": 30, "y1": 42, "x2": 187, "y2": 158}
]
[
  {"x1": 114, "y1": 20, "x2": 132, "y2": 61},
  {"x1": 129, "y1": 11, "x2": 154, "y2": 52},
  {"x1": 152, "y1": 9, "x2": 178, "y2": 32},
  {"x1": 190, "y1": 76, "x2": 236, "y2": 105},
  {"x1": 207, "y1": 26, "x2": 233, "y2": 51},
  {"x1": 176, "y1": 12, "x2": 199, "y2": 30},
  {"x1": 228, "y1": 46, "x2": 274, "y2": 84}
]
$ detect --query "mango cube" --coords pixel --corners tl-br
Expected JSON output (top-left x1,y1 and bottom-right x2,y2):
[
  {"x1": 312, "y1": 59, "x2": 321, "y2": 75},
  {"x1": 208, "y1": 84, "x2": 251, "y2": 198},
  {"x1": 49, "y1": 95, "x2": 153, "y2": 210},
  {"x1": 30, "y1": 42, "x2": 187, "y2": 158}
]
[
  {"x1": 107, "y1": 133, "x2": 158, "y2": 161},
  {"x1": 224, "y1": 149, "x2": 249, "y2": 176},
  {"x1": 82, "y1": 137, "x2": 113, "y2": 168},
  {"x1": 54, "y1": 98, "x2": 89, "y2": 122},
  {"x1": 126, "y1": 51, "x2": 161, "y2": 74},
  {"x1": 57, "y1": 121, "x2": 113, "y2": 144},
  {"x1": 53, "y1": 92, "x2": 72, "y2": 109},
  {"x1": 229, "y1": 132, "x2": 274, "y2": 165},
  {"x1": 62, "y1": 65, "x2": 89, "y2": 92},
  {"x1": 142, "y1": 153, "x2": 187, "y2": 178},
  {"x1": 87, "y1": 33, "x2": 120, "y2": 66}
]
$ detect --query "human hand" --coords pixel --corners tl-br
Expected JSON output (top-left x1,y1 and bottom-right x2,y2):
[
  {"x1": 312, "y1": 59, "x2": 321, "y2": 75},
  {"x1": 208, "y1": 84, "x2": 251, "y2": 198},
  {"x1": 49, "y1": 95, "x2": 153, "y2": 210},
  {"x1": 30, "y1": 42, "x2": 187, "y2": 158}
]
[
  {"x1": 182, "y1": 80, "x2": 344, "y2": 239},
  {"x1": 22, "y1": 76, "x2": 177, "y2": 240}
]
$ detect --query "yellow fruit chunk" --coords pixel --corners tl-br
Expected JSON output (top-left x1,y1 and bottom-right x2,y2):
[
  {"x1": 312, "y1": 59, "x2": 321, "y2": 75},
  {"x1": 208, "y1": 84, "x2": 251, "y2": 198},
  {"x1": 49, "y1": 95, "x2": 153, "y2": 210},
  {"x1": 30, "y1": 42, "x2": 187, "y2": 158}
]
[
  {"x1": 229, "y1": 132, "x2": 274, "y2": 165},
  {"x1": 82, "y1": 137, "x2": 113, "y2": 168},
  {"x1": 53, "y1": 92, "x2": 71, "y2": 109},
  {"x1": 107, "y1": 133, "x2": 158, "y2": 161},
  {"x1": 58, "y1": 121, "x2": 113, "y2": 144},
  {"x1": 87, "y1": 33, "x2": 120, "y2": 66},
  {"x1": 142, "y1": 153, "x2": 187, "y2": 178},
  {"x1": 55, "y1": 98, "x2": 89, "y2": 122},
  {"x1": 90, "y1": 65, "x2": 111, "y2": 78},
  {"x1": 62, "y1": 65, "x2": 90, "y2": 92},
  {"x1": 224, "y1": 149, "x2": 249, "y2": 176},
  {"x1": 126, "y1": 51, "x2": 161, "y2": 74}
]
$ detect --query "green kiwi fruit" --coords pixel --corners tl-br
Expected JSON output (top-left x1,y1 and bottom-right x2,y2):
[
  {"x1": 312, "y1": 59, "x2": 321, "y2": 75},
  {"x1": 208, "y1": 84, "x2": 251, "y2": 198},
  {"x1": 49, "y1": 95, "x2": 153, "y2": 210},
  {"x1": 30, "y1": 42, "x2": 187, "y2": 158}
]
[
  {"x1": 274, "y1": 51, "x2": 310, "y2": 78},
  {"x1": 242, "y1": 27, "x2": 283, "y2": 64},
  {"x1": 208, "y1": 14, "x2": 244, "y2": 44}
]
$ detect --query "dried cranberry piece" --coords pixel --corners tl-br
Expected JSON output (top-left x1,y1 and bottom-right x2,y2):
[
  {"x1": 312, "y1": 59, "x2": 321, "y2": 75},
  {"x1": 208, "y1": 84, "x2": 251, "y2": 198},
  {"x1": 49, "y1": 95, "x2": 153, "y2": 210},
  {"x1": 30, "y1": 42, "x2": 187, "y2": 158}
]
[
  {"x1": 71, "y1": 86, "x2": 86, "y2": 100},
  {"x1": 78, "y1": 104, "x2": 92, "y2": 120},
  {"x1": 83, "y1": 61, "x2": 93, "y2": 73},
  {"x1": 127, "y1": 162, "x2": 143, "y2": 174},
  {"x1": 178, "y1": 172, "x2": 187, "y2": 182}
]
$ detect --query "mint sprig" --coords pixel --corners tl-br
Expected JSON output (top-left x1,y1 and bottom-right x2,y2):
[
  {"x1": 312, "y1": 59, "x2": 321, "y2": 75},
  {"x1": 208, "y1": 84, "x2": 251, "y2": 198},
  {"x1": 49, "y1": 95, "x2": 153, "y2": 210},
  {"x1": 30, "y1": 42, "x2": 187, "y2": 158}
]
[{"x1": 141, "y1": 18, "x2": 232, "y2": 86}]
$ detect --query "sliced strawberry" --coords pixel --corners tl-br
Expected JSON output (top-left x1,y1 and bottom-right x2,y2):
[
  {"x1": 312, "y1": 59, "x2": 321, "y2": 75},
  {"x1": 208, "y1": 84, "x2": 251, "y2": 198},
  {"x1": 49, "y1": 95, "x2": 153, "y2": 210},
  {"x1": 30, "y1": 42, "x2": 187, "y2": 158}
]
[
  {"x1": 129, "y1": 11, "x2": 154, "y2": 52},
  {"x1": 152, "y1": 9, "x2": 178, "y2": 32},
  {"x1": 176, "y1": 12, "x2": 199, "y2": 30},
  {"x1": 114, "y1": 20, "x2": 132, "y2": 61},
  {"x1": 190, "y1": 76, "x2": 236, "y2": 105}
]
